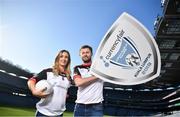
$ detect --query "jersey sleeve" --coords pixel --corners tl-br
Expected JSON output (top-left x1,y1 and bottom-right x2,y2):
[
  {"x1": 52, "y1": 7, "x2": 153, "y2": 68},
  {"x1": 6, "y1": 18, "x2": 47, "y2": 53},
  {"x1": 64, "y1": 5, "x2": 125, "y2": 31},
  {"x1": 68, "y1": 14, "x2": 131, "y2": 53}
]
[
  {"x1": 35, "y1": 69, "x2": 48, "y2": 82},
  {"x1": 73, "y1": 66, "x2": 81, "y2": 79},
  {"x1": 29, "y1": 68, "x2": 50, "y2": 83}
]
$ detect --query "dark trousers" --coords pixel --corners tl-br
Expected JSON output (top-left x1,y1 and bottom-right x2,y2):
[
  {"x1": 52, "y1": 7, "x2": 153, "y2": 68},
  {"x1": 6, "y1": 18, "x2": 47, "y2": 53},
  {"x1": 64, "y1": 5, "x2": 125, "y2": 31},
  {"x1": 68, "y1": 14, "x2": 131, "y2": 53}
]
[
  {"x1": 36, "y1": 111, "x2": 63, "y2": 117},
  {"x1": 74, "y1": 103, "x2": 103, "y2": 117}
]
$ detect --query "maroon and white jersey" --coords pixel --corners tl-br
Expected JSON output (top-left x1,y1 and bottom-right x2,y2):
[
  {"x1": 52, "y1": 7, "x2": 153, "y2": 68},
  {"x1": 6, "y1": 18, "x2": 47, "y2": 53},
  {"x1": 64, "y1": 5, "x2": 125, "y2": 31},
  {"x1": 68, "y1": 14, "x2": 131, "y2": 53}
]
[
  {"x1": 30, "y1": 68, "x2": 70, "y2": 116},
  {"x1": 73, "y1": 64, "x2": 104, "y2": 104}
]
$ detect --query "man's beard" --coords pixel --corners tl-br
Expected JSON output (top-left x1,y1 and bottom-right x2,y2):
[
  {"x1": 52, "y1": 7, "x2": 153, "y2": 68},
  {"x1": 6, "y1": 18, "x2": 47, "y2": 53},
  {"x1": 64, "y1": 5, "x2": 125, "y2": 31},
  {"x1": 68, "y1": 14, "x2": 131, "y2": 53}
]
[{"x1": 82, "y1": 56, "x2": 91, "y2": 63}]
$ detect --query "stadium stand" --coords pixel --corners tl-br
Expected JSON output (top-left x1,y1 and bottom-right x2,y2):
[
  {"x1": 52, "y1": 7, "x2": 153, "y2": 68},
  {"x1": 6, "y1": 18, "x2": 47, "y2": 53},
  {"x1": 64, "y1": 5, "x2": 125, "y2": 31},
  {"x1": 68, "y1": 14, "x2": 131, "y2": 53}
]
[
  {"x1": 0, "y1": 57, "x2": 33, "y2": 78},
  {"x1": 0, "y1": 58, "x2": 38, "y2": 107}
]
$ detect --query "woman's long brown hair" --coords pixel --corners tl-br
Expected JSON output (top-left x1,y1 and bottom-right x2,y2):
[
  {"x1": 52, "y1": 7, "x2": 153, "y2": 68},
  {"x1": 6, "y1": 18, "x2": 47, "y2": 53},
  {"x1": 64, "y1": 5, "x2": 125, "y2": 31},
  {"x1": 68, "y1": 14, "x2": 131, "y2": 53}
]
[{"x1": 52, "y1": 50, "x2": 71, "y2": 80}]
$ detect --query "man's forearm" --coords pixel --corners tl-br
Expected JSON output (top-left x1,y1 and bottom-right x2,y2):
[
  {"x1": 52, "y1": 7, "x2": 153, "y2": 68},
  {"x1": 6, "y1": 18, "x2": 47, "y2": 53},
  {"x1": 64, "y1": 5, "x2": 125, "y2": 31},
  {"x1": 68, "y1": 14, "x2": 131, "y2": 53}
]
[{"x1": 74, "y1": 76, "x2": 97, "y2": 87}]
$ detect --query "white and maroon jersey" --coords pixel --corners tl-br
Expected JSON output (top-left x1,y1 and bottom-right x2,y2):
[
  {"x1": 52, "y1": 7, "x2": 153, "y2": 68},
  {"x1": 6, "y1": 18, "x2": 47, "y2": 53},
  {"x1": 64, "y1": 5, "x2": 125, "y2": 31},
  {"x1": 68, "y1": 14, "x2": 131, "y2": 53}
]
[
  {"x1": 29, "y1": 68, "x2": 70, "y2": 116},
  {"x1": 73, "y1": 64, "x2": 104, "y2": 104}
]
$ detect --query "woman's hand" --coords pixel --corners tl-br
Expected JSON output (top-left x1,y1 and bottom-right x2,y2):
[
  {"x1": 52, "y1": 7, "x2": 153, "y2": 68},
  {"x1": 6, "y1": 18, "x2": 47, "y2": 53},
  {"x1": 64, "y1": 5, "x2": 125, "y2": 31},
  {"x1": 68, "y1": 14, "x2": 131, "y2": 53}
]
[{"x1": 32, "y1": 88, "x2": 50, "y2": 98}]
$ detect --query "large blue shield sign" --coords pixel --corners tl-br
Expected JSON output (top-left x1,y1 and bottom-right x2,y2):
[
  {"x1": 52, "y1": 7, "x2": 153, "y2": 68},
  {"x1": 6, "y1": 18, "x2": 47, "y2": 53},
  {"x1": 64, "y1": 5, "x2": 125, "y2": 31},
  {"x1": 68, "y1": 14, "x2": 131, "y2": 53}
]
[{"x1": 90, "y1": 12, "x2": 161, "y2": 85}]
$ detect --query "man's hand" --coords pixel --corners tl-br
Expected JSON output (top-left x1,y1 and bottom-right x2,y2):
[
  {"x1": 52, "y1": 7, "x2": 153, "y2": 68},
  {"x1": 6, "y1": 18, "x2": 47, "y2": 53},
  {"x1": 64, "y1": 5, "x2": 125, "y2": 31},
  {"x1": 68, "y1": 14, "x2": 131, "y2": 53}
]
[{"x1": 74, "y1": 75, "x2": 98, "y2": 87}]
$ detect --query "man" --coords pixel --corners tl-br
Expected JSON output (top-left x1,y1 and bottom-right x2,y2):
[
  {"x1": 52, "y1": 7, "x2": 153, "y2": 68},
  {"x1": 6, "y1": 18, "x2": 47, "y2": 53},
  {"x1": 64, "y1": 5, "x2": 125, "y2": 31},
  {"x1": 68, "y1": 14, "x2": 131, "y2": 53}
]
[{"x1": 73, "y1": 45, "x2": 104, "y2": 117}]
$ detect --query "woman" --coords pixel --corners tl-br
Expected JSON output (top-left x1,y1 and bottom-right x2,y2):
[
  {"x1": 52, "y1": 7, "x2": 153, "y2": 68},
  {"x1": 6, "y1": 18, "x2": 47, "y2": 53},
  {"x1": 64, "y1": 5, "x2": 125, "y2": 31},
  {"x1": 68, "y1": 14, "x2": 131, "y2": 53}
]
[{"x1": 27, "y1": 50, "x2": 72, "y2": 117}]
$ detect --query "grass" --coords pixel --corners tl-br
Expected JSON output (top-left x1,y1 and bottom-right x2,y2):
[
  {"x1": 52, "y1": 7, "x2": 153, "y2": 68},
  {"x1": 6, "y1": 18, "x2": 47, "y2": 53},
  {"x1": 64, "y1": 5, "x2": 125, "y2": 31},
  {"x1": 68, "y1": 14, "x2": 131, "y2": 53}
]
[
  {"x1": 0, "y1": 106, "x2": 110, "y2": 116},
  {"x1": 0, "y1": 106, "x2": 36, "y2": 116},
  {"x1": 0, "y1": 106, "x2": 73, "y2": 116}
]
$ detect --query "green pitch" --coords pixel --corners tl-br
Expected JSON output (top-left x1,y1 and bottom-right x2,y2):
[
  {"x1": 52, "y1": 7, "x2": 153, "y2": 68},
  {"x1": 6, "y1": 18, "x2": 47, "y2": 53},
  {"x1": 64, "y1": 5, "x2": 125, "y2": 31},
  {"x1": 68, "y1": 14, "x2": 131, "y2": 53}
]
[
  {"x1": 0, "y1": 106, "x2": 110, "y2": 116},
  {"x1": 0, "y1": 106, "x2": 73, "y2": 116}
]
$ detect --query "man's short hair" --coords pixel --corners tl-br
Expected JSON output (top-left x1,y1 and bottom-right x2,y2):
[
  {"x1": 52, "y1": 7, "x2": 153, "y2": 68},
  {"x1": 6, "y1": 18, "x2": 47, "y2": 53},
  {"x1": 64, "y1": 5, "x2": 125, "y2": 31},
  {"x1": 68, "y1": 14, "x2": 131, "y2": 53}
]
[{"x1": 80, "y1": 45, "x2": 93, "y2": 54}]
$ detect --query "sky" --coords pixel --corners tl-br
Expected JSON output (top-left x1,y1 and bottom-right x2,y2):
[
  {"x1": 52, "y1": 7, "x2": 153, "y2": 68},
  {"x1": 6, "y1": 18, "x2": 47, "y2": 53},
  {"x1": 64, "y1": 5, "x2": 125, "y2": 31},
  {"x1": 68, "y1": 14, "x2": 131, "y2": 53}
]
[{"x1": 0, "y1": 0, "x2": 162, "y2": 73}]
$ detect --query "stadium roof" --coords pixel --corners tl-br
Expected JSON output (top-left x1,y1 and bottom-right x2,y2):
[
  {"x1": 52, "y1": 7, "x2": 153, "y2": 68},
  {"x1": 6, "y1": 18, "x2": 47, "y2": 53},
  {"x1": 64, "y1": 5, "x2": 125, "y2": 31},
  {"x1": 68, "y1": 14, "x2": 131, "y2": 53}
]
[{"x1": 153, "y1": 0, "x2": 180, "y2": 87}]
